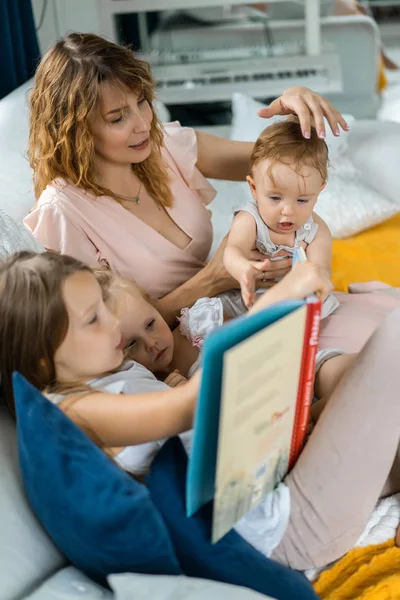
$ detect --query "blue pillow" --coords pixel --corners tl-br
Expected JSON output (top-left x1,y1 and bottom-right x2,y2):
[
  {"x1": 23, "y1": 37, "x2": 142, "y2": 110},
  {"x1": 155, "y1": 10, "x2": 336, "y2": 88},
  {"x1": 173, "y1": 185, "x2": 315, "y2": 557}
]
[
  {"x1": 147, "y1": 437, "x2": 318, "y2": 600},
  {"x1": 13, "y1": 372, "x2": 181, "y2": 584}
]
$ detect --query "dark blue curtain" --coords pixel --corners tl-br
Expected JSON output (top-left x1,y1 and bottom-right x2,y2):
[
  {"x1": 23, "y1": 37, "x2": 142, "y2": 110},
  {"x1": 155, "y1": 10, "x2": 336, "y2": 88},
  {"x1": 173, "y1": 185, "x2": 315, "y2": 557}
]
[{"x1": 0, "y1": 0, "x2": 40, "y2": 99}]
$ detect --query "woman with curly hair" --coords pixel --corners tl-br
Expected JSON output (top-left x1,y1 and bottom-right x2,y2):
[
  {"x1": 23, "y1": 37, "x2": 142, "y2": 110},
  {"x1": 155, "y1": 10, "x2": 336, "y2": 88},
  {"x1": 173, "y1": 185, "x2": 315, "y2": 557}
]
[{"x1": 24, "y1": 32, "x2": 347, "y2": 324}]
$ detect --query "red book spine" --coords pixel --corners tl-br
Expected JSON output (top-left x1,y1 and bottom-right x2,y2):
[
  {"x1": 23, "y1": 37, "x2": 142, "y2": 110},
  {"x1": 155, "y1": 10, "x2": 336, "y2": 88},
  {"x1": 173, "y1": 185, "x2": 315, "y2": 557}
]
[{"x1": 288, "y1": 297, "x2": 322, "y2": 470}]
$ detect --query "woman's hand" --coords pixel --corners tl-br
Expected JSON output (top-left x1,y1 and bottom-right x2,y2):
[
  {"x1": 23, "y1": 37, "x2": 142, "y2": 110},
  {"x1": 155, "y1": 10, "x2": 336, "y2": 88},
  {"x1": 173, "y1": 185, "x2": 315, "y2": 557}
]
[
  {"x1": 257, "y1": 86, "x2": 349, "y2": 140},
  {"x1": 241, "y1": 254, "x2": 293, "y2": 300},
  {"x1": 254, "y1": 252, "x2": 292, "y2": 288},
  {"x1": 237, "y1": 256, "x2": 292, "y2": 308}
]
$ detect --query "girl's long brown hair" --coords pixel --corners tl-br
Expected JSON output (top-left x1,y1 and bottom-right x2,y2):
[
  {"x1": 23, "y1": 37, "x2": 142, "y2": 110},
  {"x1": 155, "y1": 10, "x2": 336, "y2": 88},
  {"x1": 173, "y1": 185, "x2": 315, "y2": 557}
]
[
  {"x1": 0, "y1": 252, "x2": 145, "y2": 475},
  {"x1": 29, "y1": 32, "x2": 173, "y2": 206},
  {"x1": 0, "y1": 251, "x2": 92, "y2": 416}
]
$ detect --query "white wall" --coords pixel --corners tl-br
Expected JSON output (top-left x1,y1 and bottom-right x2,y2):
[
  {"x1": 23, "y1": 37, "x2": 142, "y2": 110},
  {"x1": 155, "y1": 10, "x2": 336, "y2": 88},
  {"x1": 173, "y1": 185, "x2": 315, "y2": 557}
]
[
  {"x1": 32, "y1": 0, "x2": 58, "y2": 53},
  {"x1": 32, "y1": 0, "x2": 101, "y2": 53}
]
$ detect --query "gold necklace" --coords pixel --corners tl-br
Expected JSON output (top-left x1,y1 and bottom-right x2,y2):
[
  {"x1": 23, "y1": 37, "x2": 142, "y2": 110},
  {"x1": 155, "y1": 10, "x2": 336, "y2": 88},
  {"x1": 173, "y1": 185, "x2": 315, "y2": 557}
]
[{"x1": 116, "y1": 181, "x2": 142, "y2": 205}]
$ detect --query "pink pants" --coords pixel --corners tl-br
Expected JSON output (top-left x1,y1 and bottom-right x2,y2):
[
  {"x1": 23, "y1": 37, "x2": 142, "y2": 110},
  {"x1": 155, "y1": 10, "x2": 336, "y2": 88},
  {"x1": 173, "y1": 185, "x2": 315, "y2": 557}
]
[{"x1": 272, "y1": 308, "x2": 400, "y2": 570}]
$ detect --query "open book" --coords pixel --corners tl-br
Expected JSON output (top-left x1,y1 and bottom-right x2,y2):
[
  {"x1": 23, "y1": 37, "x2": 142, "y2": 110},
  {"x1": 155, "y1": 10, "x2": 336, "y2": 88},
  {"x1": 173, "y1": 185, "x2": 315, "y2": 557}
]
[{"x1": 186, "y1": 249, "x2": 321, "y2": 543}]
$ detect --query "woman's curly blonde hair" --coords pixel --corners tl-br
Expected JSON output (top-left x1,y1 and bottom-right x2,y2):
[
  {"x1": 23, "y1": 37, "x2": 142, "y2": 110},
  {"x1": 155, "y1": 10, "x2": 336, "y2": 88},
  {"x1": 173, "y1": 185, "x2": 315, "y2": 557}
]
[{"x1": 29, "y1": 32, "x2": 173, "y2": 206}]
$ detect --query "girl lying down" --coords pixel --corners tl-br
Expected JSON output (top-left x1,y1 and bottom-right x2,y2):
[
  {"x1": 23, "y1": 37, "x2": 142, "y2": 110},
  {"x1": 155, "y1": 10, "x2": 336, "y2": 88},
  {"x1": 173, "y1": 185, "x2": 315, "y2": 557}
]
[{"x1": 1, "y1": 251, "x2": 399, "y2": 572}]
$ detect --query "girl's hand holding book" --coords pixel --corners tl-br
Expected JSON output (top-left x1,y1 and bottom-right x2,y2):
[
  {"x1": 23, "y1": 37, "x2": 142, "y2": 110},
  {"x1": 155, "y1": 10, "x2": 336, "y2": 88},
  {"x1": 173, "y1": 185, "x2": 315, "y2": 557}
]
[
  {"x1": 285, "y1": 262, "x2": 333, "y2": 301},
  {"x1": 250, "y1": 262, "x2": 333, "y2": 314},
  {"x1": 183, "y1": 369, "x2": 201, "y2": 414}
]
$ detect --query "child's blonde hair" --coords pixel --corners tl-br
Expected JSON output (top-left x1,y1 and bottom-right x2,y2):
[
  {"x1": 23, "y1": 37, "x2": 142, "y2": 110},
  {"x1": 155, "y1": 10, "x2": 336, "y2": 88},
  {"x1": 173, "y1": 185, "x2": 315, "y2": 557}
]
[
  {"x1": 93, "y1": 269, "x2": 159, "y2": 360},
  {"x1": 94, "y1": 268, "x2": 153, "y2": 310},
  {"x1": 249, "y1": 119, "x2": 329, "y2": 183}
]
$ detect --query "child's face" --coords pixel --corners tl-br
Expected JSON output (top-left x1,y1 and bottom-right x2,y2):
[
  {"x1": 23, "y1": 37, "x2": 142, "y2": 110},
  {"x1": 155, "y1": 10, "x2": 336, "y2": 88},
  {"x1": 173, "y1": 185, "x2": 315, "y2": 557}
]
[
  {"x1": 54, "y1": 271, "x2": 124, "y2": 382},
  {"x1": 247, "y1": 159, "x2": 325, "y2": 235},
  {"x1": 113, "y1": 288, "x2": 174, "y2": 373}
]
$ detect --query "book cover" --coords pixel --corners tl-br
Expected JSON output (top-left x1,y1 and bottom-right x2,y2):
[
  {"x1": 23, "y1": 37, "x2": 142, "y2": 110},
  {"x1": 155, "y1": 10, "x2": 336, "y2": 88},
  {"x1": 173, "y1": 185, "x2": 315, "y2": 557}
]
[
  {"x1": 289, "y1": 296, "x2": 322, "y2": 469},
  {"x1": 186, "y1": 299, "x2": 305, "y2": 520},
  {"x1": 212, "y1": 304, "x2": 309, "y2": 543},
  {"x1": 186, "y1": 248, "x2": 322, "y2": 542}
]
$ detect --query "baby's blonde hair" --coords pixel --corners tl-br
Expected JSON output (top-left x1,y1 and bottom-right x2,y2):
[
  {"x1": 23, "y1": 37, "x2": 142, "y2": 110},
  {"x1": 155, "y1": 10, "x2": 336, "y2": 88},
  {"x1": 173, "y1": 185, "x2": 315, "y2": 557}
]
[{"x1": 249, "y1": 119, "x2": 329, "y2": 183}]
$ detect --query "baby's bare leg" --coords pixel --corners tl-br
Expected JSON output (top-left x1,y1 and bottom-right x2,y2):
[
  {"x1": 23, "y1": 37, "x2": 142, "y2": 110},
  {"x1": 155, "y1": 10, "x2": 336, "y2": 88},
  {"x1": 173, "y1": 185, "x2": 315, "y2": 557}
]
[
  {"x1": 314, "y1": 353, "x2": 358, "y2": 405},
  {"x1": 310, "y1": 397, "x2": 328, "y2": 423}
]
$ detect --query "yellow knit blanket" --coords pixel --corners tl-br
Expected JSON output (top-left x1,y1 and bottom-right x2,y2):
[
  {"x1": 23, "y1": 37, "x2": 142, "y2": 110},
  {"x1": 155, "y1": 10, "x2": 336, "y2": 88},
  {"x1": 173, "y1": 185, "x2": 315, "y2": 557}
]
[
  {"x1": 314, "y1": 540, "x2": 400, "y2": 599},
  {"x1": 331, "y1": 214, "x2": 400, "y2": 293}
]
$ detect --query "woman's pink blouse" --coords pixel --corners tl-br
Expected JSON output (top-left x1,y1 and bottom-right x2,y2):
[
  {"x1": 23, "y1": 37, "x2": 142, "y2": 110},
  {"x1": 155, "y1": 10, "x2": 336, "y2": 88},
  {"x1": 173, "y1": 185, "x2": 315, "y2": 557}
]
[{"x1": 24, "y1": 122, "x2": 216, "y2": 298}]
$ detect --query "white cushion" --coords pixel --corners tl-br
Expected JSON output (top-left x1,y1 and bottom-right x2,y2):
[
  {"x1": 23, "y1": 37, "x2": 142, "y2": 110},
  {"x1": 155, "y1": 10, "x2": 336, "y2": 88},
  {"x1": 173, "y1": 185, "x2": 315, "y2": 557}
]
[
  {"x1": 230, "y1": 92, "x2": 355, "y2": 159},
  {"x1": 0, "y1": 408, "x2": 66, "y2": 600},
  {"x1": 0, "y1": 208, "x2": 43, "y2": 257},
  {"x1": 347, "y1": 120, "x2": 400, "y2": 207},
  {"x1": 316, "y1": 157, "x2": 397, "y2": 238},
  {"x1": 109, "y1": 573, "x2": 275, "y2": 600}
]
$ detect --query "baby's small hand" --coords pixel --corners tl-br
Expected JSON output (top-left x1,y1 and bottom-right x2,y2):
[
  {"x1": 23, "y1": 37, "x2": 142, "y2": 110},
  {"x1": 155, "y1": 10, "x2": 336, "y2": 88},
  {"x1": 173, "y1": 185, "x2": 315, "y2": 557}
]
[
  {"x1": 240, "y1": 275, "x2": 256, "y2": 309},
  {"x1": 239, "y1": 263, "x2": 258, "y2": 308},
  {"x1": 165, "y1": 369, "x2": 188, "y2": 388},
  {"x1": 239, "y1": 259, "x2": 271, "y2": 308}
]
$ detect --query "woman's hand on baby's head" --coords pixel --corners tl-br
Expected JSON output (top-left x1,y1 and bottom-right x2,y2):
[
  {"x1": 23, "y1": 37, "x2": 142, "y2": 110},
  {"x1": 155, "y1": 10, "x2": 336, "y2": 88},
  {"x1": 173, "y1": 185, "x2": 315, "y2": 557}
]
[
  {"x1": 257, "y1": 86, "x2": 349, "y2": 139},
  {"x1": 165, "y1": 369, "x2": 188, "y2": 388}
]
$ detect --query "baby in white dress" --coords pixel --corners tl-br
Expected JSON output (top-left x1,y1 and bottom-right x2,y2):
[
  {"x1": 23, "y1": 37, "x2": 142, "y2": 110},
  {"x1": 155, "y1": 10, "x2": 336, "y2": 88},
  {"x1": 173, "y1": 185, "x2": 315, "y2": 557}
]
[{"x1": 223, "y1": 119, "x2": 338, "y2": 319}]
